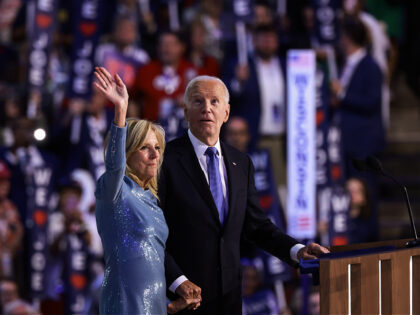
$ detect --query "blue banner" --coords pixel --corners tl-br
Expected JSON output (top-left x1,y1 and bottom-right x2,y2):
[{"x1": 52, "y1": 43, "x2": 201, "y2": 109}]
[
  {"x1": 315, "y1": 62, "x2": 331, "y2": 188},
  {"x1": 312, "y1": 0, "x2": 339, "y2": 44},
  {"x1": 328, "y1": 186, "x2": 350, "y2": 246},
  {"x1": 27, "y1": 165, "x2": 55, "y2": 301},
  {"x1": 249, "y1": 150, "x2": 291, "y2": 282},
  {"x1": 65, "y1": 233, "x2": 91, "y2": 315},
  {"x1": 85, "y1": 119, "x2": 106, "y2": 180},
  {"x1": 327, "y1": 113, "x2": 346, "y2": 185},
  {"x1": 326, "y1": 113, "x2": 350, "y2": 245},
  {"x1": 27, "y1": 0, "x2": 58, "y2": 91},
  {"x1": 68, "y1": 0, "x2": 103, "y2": 99}
]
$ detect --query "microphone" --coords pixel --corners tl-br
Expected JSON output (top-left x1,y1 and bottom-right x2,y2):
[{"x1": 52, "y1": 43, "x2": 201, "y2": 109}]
[
  {"x1": 352, "y1": 158, "x2": 369, "y2": 173},
  {"x1": 352, "y1": 156, "x2": 419, "y2": 248}
]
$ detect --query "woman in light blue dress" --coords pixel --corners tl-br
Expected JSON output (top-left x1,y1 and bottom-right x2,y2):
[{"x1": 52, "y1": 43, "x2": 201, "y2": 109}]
[{"x1": 93, "y1": 67, "x2": 200, "y2": 315}]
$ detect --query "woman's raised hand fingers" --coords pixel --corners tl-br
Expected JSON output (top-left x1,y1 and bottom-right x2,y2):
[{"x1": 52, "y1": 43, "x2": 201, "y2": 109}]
[
  {"x1": 93, "y1": 81, "x2": 106, "y2": 94},
  {"x1": 98, "y1": 66, "x2": 113, "y2": 83},
  {"x1": 114, "y1": 73, "x2": 125, "y2": 88},
  {"x1": 94, "y1": 71, "x2": 108, "y2": 90}
]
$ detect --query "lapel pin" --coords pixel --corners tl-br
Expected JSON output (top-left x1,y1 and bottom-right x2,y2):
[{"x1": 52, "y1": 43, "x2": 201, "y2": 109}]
[{"x1": 232, "y1": 162, "x2": 237, "y2": 166}]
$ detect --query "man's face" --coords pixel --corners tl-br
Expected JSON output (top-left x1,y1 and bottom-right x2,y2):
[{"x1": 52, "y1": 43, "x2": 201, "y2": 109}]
[
  {"x1": 184, "y1": 80, "x2": 230, "y2": 145},
  {"x1": 159, "y1": 34, "x2": 184, "y2": 66},
  {"x1": 114, "y1": 19, "x2": 137, "y2": 47},
  {"x1": 309, "y1": 292, "x2": 320, "y2": 315},
  {"x1": 254, "y1": 5, "x2": 273, "y2": 26},
  {"x1": 225, "y1": 118, "x2": 250, "y2": 153},
  {"x1": 254, "y1": 31, "x2": 278, "y2": 60},
  {"x1": 13, "y1": 118, "x2": 34, "y2": 147},
  {"x1": 191, "y1": 24, "x2": 206, "y2": 50}
]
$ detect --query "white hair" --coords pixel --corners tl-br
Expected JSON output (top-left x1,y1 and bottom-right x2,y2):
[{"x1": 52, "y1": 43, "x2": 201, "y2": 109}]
[{"x1": 184, "y1": 75, "x2": 230, "y2": 107}]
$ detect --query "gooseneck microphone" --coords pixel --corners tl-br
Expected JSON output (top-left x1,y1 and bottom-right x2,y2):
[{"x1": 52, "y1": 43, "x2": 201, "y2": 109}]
[{"x1": 352, "y1": 156, "x2": 420, "y2": 248}]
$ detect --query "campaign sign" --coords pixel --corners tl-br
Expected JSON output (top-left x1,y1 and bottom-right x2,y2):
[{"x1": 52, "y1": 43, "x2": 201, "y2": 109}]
[
  {"x1": 327, "y1": 113, "x2": 346, "y2": 185},
  {"x1": 328, "y1": 186, "x2": 350, "y2": 245},
  {"x1": 231, "y1": 0, "x2": 254, "y2": 22},
  {"x1": 86, "y1": 117, "x2": 106, "y2": 180},
  {"x1": 315, "y1": 63, "x2": 330, "y2": 188},
  {"x1": 68, "y1": 0, "x2": 102, "y2": 99},
  {"x1": 65, "y1": 233, "x2": 91, "y2": 315},
  {"x1": 27, "y1": 165, "x2": 54, "y2": 300},
  {"x1": 249, "y1": 149, "x2": 291, "y2": 281},
  {"x1": 287, "y1": 50, "x2": 316, "y2": 240},
  {"x1": 27, "y1": 0, "x2": 58, "y2": 91},
  {"x1": 312, "y1": 0, "x2": 339, "y2": 44}
]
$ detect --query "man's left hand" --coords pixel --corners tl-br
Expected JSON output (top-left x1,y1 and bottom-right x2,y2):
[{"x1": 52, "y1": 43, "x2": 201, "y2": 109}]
[{"x1": 297, "y1": 243, "x2": 330, "y2": 260}]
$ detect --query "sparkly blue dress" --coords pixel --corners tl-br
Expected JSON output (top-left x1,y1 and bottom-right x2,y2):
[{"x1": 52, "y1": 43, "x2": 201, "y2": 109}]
[{"x1": 95, "y1": 123, "x2": 169, "y2": 315}]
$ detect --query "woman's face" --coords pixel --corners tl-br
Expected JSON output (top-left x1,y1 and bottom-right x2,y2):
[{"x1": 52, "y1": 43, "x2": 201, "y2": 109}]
[
  {"x1": 347, "y1": 179, "x2": 366, "y2": 206},
  {"x1": 127, "y1": 130, "x2": 161, "y2": 185}
]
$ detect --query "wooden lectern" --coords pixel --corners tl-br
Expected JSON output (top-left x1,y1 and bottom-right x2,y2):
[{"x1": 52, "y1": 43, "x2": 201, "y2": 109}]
[{"x1": 320, "y1": 239, "x2": 420, "y2": 314}]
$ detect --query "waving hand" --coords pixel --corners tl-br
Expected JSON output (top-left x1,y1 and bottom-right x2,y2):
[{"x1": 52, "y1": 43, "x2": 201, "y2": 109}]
[{"x1": 93, "y1": 67, "x2": 128, "y2": 127}]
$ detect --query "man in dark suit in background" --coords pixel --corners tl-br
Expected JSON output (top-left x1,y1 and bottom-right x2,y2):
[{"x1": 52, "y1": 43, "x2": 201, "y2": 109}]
[
  {"x1": 330, "y1": 16, "x2": 385, "y2": 242},
  {"x1": 331, "y1": 15, "x2": 385, "y2": 173},
  {"x1": 159, "y1": 75, "x2": 329, "y2": 314}
]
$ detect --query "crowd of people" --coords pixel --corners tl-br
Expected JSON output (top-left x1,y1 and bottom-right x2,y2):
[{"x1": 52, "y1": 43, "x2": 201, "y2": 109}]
[{"x1": 0, "y1": 0, "x2": 410, "y2": 314}]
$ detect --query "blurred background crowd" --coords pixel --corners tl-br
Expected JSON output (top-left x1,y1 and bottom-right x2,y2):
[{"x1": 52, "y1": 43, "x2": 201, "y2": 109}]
[{"x1": 0, "y1": 0, "x2": 420, "y2": 314}]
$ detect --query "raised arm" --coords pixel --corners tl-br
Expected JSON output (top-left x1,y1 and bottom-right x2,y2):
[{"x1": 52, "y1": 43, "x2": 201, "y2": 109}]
[{"x1": 94, "y1": 67, "x2": 129, "y2": 201}]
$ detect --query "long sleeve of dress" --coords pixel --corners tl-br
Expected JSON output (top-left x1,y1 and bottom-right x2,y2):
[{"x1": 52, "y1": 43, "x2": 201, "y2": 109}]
[{"x1": 95, "y1": 123, "x2": 127, "y2": 201}]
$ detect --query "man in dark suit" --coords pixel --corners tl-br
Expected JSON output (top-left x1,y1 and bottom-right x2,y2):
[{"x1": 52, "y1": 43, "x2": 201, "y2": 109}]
[
  {"x1": 331, "y1": 16, "x2": 385, "y2": 171},
  {"x1": 159, "y1": 75, "x2": 329, "y2": 314},
  {"x1": 330, "y1": 16, "x2": 385, "y2": 242}
]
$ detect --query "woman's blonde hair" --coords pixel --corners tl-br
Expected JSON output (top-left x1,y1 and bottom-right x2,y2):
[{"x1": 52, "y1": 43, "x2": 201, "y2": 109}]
[{"x1": 105, "y1": 118, "x2": 165, "y2": 199}]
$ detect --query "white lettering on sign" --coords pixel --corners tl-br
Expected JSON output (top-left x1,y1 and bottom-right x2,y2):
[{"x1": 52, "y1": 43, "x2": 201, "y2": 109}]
[
  {"x1": 38, "y1": 0, "x2": 54, "y2": 11},
  {"x1": 29, "y1": 34, "x2": 49, "y2": 86},
  {"x1": 31, "y1": 252, "x2": 46, "y2": 271},
  {"x1": 71, "y1": 295, "x2": 86, "y2": 312},
  {"x1": 82, "y1": 0, "x2": 98, "y2": 19}
]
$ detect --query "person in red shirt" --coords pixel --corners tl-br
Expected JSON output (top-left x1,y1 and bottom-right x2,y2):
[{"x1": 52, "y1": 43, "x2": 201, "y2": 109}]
[{"x1": 132, "y1": 31, "x2": 202, "y2": 122}]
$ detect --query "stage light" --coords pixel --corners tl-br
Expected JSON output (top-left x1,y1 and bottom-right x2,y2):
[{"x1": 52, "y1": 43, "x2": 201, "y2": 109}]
[{"x1": 34, "y1": 128, "x2": 46, "y2": 141}]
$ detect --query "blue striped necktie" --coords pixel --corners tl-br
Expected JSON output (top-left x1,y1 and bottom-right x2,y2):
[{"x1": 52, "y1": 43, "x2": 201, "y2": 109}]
[{"x1": 205, "y1": 147, "x2": 225, "y2": 224}]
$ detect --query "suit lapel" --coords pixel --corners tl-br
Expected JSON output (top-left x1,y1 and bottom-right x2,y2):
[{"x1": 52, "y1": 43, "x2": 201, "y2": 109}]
[
  {"x1": 221, "y1": 142, "x2": 241, "y2": 228},
  {"x1": 176, "y1": 135, "x2": 222, "y2": 227}
]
